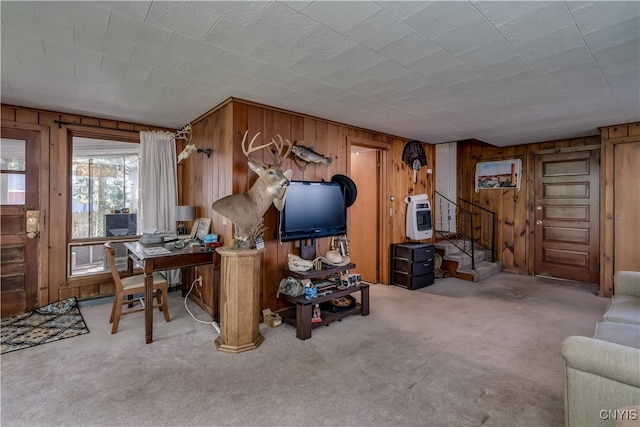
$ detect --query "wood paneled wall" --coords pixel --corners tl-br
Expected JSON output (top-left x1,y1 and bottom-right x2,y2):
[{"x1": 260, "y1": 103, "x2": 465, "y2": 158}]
[
  {"x1": 184, "y1": 98, "x2": 433, "y2": 311},
  {"x1": 599, "y1": 122, "x2": 640, "y2": 296},
  {"x1": 456, "y1": 135, "x2": 601, "y2": 275},
  {"x1": 1, "y1": 104, "x2": 170, "y2": 304}
]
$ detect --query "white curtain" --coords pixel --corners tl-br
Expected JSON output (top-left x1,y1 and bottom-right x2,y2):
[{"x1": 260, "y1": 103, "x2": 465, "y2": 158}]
[
  {"x1": 139, "y1": 130, "x2": 179, "y2": 284},
  {"x1": 140, "y1": 131, "x2": 177, "y2": 231}
]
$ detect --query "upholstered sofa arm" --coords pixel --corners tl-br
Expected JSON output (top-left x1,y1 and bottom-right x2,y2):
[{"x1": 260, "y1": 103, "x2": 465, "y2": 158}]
[
  {"x1": 562, "y1": 336, "x2": 640, "y2": 387},
  {"x1": 614, "y1": 271, "x2": 640, "y2": 298}
]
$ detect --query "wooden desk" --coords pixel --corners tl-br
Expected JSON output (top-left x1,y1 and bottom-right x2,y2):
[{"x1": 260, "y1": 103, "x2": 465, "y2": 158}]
[{"x1": 125, "y1": 242, "x2": 216, "y2": 344}]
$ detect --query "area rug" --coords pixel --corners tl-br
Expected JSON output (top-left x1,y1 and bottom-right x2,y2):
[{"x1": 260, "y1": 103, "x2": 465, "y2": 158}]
[{"x1": 1, "y1": 297, "x2": 89, "y2": 354}]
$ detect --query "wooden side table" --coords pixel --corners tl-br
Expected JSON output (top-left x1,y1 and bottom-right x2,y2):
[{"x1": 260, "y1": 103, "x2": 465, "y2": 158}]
[{"x1": 214, "y1": 247, "x2": 264, "y2": 353}]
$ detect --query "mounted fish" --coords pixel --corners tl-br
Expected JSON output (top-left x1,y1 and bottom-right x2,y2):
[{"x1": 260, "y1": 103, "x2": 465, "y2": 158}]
[{"x1": 290, "y1": 144, "x2": 333, "y2": 171}]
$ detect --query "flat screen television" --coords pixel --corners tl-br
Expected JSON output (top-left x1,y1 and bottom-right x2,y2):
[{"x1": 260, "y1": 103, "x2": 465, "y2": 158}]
[{"x1": 279, "y1": 181, "x2": 347, "y2": 242}]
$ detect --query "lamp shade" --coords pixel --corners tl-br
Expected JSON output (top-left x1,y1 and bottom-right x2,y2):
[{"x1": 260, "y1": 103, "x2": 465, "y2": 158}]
[{"x1": 175, "y1": 205, "x2": 196, "y2": 222}]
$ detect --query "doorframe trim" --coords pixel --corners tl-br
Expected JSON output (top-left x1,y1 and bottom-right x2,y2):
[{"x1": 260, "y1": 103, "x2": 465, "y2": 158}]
[
  {"x1": 1, "y1": 121, "x2": 51, "y2": 307},
  {"x1": 347, "y1": 136, "x2": 390, "y2": 284}
]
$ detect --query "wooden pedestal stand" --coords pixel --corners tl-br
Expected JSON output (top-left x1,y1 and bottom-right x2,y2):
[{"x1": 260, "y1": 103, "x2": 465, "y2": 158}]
[{"x1": 214, "y1": 247, "x2": 264, "y2": 353}]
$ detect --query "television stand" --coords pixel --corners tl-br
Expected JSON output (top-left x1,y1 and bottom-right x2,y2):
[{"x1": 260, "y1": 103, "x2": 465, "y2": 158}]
[{"x1": 279, "y1": 263, "x2": 369, "y2": 340}]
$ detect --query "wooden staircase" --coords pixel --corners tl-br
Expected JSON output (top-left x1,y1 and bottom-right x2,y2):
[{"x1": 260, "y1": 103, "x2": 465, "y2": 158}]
[{"x1": 434, "y1": 239, "x2": 502, "y2": 282}]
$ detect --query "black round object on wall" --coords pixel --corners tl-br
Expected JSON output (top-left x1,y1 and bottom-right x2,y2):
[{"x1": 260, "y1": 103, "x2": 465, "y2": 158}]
[{"x1": 331, "y1": 174, "x2": 358, "y2": 208}]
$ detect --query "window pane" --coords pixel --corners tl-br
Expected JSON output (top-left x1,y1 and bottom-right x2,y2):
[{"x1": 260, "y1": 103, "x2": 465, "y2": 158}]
[
  {"x1": 69, "y1": 241, "x2": 130, "y2": 276},
  {"x1": 1, "y1": 173, "x2": 25, "y2": 204},
  {"x1": 0, "y1": 138, "x2": 26, "y2": 171},
  {"x1": 71, "y1": 137, "x2": 140, "y2": 238},
  {"x1": 1, "y1": 138, "x2": 26, "y2": 205}
]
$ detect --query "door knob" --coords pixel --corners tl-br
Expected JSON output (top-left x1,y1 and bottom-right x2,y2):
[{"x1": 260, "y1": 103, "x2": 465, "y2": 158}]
[{"x1": 536, "y1": 220, "x2": 543, "y2": 225}]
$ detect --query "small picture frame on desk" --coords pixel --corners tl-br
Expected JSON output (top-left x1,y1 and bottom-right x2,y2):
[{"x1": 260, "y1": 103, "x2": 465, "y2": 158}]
[
  {"x1": 189, "y1": 218, "x2": 200, "y2": 239},
  {"x1": 196, "y1": 218, "x2": 212, "y2": 241}
]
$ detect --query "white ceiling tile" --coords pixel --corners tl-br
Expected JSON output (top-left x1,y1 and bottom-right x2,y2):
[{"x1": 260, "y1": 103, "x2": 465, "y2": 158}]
[
  {"x1": 74, "y1": 28, "x2": 135, "y2": 62},
  {"x1": 130, "y1": 45, "x2": 183, "y2": 73},
  {"x1": 530, "y1": 46, "x2": 593, "y2": 75},
  {"x1": 377, "y1": 31, "x2": 441, "y2": 65},
  {"x1": 42, "y1": 39, "x2": 102, "y2": 64},
  {"x1": 592, "y1": 39, "x2": 640, "y2": 67},
  {"x1": 362, "y1": 60, "x2": 412, "y2": 84},
  {"x1": 344, "y1": 10, "x2": 413, "y2": 50},
  {"x1": 433, "y1": 19, "x2": 504, "y2": 57},
  {"x1": 210, "y1": 50, "x2": 264, "y2": 78},
  {"x1": 249, "y1": 39, "x2": 308, "y2": 68},
  {"x1": 145, "y1": 2, "x2": 217, "y2": 41},
  {"x1": 202, "y1": 18, "x2": 264, "y2": 55},
  {"x1": 428, "y1": 65, "x2": 481, "y2": 88},
  {"x1": 472, "y1": 1, "x2": 553, "y2": 27},
  {"x1": 569, "y1": 1, "x2": 640, "y2": 35},
  {"x1": 496, "y1": 2, "x2": 574, "y2": 47},
  {"x1": 455, "y1": 39, "x2": 519, "y2": 70},
  {"x1": 320, "y1": 68, "x2": 368, "y2": 91},
  {"x1": 165, "y1": 34, "x2": 223, "y2": 66},
  {"x1": 582, "y1": 17, "x2": 640, "y2": 52},
  {"x1": 1, "y1": 28, "x2": 45, "y2": 62},
  {"x1": 514, "y1": 25, "x2": 585, "y2": 62},
  {"x1": 407, "y1": 50, "x2": 463, "y2": 76},
  {"x1": 299, "y1": 1, "x2": 381, "y2": 33},
  {"x1": 34, "y1": 1, "x2": 111, "y2": 35},
  {"x1": 107, "y1": 11, "x2": 173, "y2": 49},
  {"x1": 1, "y1": 6, "x2": 74, "y2": 45},
  {"x1": 176, "y1": 60, "x2": 210, "y2": 80},
  {"x1": 191, "y1": 1, "x2": 269, "y2": 27},
  {"x1": 330, "y1": 45, "x2": 387, "y2": 73},
  {"x1": 252, "y1": 64, "x2": 300, "y2": 86},
  {"x1": 146, "y1": 68, "x2": 193, "y2": 89},
  {"x1": 288, "y1": 56, "x2": 341, "y2": 80},
  {"x1": 293, "y1": 26, "x2": 358, "y2": 60},
  {"x1": 249, "y1": 2, "x2": 321, "y2": 43},
  {"x1": 377, "y1": 1, "x2": 434, "y2": 20},
  {"x1": 93, "y1": 1, "x2": 152, "y2": 21},
  {"x1": 404, "y1": 2, "x2": 484, "y2": 39},
  {"x1": 101, "y1": 56, "x2": 153, "y2": 82},
  {"x1": 384, "y1": 72, "x2": 432, "y2": 92},
  {"x1": 473, "y1": 56, "x2": 532, "y2": 82}
]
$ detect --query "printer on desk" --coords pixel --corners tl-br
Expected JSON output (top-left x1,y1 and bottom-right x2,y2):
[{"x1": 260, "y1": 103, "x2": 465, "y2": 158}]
[{"x1": 139, "y1": 229, "x2": 173, "y2": 245}]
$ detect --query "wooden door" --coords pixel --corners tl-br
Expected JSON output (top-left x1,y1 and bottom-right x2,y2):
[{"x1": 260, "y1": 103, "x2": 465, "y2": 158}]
[
  {"x1": 534, "y1": 150, "x2": 600, "y2": 283},
  {"x1": 1, "y1": 127, "x2": 44, "y2": 316},
  {"x1": 350, "y1": 149, "x2": 379, "y2": 283},
  {"x1": 614, "y1": 141, "x2": 640, "y2": 272}
]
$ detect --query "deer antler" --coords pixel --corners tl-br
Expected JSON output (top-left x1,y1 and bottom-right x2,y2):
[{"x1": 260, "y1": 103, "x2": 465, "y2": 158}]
[
  {"x1": 269, "y1": 135, "x2": 293, "y2": 167},
  {"x1": 241, "y1": 131, "x2": 272, "y2": 168}
]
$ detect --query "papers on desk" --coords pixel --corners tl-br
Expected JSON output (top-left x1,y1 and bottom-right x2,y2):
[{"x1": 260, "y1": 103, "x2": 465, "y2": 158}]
[{"x1": 142, "y1": 246, "x2": 172, "y2": 256}]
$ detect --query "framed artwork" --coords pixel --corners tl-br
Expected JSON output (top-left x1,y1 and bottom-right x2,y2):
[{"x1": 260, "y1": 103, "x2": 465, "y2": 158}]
[
  {"x1": 196, "y1": 218, "x2": 212, "y2": 240},
  {"x1": 189, "y1": 218, "x2": 200, "y2": 239},
  {"x1": 475, "y1": 158, "x2": 522, "y2": 192}
]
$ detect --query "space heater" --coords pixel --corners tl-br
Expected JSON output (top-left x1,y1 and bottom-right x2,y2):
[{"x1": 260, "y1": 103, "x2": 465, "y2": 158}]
[{"x1": 405, "y1": 194, "x2": 433, "y2": 240}]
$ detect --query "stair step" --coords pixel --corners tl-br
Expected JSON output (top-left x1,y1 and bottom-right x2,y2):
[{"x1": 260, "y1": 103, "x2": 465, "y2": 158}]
[
  {"x1": 457, "y1": 260, "x2": 503, "y2": 282},
  {"x1": 443, "y1": 250, "x2": 486, "y2": 268}
]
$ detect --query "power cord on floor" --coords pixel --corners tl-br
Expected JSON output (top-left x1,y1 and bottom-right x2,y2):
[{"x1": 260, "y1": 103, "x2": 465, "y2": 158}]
[{"x1": 184, "y1": 275, "x2": 221, "y2": 334}]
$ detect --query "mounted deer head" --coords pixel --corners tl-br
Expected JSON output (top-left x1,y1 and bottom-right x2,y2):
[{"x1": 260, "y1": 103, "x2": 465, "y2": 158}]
[{"x1": 212, "y1": 130, "x2": 293, "y2": 249}]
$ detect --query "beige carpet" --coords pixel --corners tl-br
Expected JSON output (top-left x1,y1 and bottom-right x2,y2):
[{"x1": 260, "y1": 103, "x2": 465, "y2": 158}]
[{"x1": 0, "y1": 272, "x2": 608, "y2": 427}]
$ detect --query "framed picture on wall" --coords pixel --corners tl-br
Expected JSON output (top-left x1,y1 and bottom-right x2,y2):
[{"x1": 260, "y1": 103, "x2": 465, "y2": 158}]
[
  {"x1": 475, "y1": 158, "x2": 522, "y2": 192},
  {"x1": 196, "y1": 218, "x2": 212, "y2": 240}
]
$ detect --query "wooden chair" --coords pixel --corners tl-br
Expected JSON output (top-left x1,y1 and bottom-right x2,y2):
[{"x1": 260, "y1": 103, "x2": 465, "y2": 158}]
[{"x1": 104, "y1": 242, "x2": 171, "y2": 334}]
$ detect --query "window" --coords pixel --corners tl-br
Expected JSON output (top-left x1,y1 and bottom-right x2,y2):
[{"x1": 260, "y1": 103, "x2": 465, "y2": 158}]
[
  {"x1": 69, "y1": 136, "x2": 140, "y2": 276},
  {"x1": 0, "y1": 138, "x2": 26, "y2": 205}
]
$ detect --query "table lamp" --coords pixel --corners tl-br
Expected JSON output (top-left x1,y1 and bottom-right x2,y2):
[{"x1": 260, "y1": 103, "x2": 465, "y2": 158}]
[{"x1": 175, "y1": 205, "x2": 196, "y2": 235}]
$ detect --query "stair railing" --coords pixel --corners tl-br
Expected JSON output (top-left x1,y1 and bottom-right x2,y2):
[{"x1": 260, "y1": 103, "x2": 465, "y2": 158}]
[{"x1": 434, "y1": 192, "x2": 496, "y2": 269}]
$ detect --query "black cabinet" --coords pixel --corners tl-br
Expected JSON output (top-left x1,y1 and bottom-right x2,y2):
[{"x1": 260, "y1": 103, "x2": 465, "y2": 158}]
[{"x1": 390, "y1": 242, "x2": 435, "y2": 290}]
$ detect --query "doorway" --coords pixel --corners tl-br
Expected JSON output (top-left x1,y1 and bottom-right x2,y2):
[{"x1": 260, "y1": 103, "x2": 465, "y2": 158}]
[
  {"x1": 534, "y1": 149, "x2": 600, "y2": 283},
  {"x1": 1, "y1": 127, "x2": 48, "y2": 316},
  {"x1": 349, "y1": 146, "x2": 381, "y2": 284}
]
